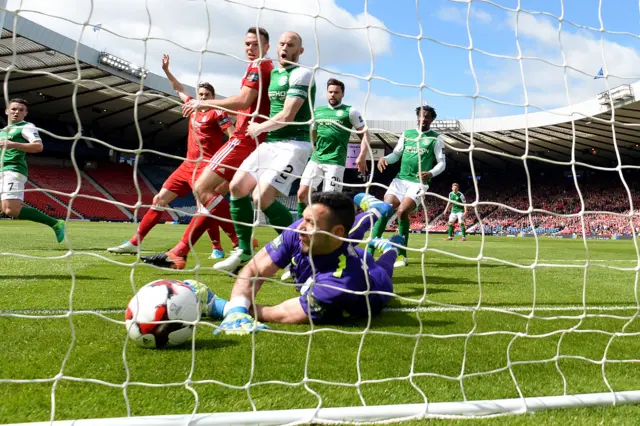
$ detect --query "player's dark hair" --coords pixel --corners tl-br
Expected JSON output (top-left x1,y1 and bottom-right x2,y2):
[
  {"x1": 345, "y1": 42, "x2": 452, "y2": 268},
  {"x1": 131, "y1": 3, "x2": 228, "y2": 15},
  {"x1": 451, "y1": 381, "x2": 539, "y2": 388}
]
[
  {"x1": 247, "y1": 26, "x2": 269, "y2": 43},
  {"x1": 327, "y1": 78, "x2": 345, "y2": 93},
  {"x1": 416, "y1": 104, "x2": 437, "y2": 119},
  {"x1": 197, "y1": 82, "x2": 215, "y2": 97},
  {"x1": 9, "y1": 98, "x2": 29, "y2": 109},
  {"x1": 310, "y1": 192, "x2": 355, "y2": 237}
]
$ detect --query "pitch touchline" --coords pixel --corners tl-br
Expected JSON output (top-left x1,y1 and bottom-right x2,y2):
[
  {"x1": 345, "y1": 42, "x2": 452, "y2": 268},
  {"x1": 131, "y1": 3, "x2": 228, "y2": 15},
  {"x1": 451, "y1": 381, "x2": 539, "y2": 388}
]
[{"x1": 1, "y1": 306, "x2": 639, "y2": 315}]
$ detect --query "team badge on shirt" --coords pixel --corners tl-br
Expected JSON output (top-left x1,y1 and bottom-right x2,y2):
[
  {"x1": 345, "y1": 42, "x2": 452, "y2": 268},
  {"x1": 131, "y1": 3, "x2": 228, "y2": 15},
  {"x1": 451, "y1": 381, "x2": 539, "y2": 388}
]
[{"x1": 278, "y1": 75, "x2": 288, "y2": 85}]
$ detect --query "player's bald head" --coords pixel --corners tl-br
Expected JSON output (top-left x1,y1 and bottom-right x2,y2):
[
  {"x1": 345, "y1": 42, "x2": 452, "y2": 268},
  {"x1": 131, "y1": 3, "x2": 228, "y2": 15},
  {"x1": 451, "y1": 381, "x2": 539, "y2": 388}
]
[{"x1": 282, "y1": 31, "x2": 302, "y2": 47}]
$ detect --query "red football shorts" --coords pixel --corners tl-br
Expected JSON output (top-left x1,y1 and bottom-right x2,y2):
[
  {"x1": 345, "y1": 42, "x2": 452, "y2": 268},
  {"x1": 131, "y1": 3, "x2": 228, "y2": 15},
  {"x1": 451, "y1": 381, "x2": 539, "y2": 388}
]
[
  {"x1": 207, "y1": 137, "x2": 258, "y2": 182},
  {"x1": 162, "y1": 161, "x2": 208, "y2": 197}
]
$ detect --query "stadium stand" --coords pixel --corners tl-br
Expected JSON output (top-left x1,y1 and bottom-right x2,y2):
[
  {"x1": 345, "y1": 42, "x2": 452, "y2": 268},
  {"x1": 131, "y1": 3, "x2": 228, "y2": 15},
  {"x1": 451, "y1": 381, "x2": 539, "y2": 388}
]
[
  {"x1": 27, "y1": 165, "x2": 129, "y2": 221},
  {"x1": 23, "y1": 181, "x2": 83, "y2": 220},
  {"x1": 85, "y1": 163, "x2": 173, "y2": 222},
  {"x1": 139, "y1": 164, "x2": 199, "y2": 217}
]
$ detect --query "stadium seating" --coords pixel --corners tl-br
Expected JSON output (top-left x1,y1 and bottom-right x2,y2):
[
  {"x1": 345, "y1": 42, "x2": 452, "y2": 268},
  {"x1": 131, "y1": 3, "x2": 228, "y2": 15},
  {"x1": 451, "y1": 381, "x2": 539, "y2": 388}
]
[
  {"x1": 86, "y1": 164, "x2": 173, "y2": 222},
  {"x1": 21, "y1": 161, "x2": 640, "y2": 236},
  {"x1": 139, "y1": 164, "x2": 198, "y2": 217},
  {"x1": 28, "y1": 165, "x2": 129, "y2": 221},
  {"x1": 23, "y1": 181, "x2": 83, "y2": 220}
]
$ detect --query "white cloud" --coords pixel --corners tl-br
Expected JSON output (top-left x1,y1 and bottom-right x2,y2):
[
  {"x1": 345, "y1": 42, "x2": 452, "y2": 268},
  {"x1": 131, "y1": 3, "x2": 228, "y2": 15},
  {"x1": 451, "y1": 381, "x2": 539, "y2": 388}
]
[
  {"x1": 6, "y1": 0, "x2": 402, "y2": 119},
  {"x1": 473, "y1": 103, "x2": 499, "y2": 118},
  {"x1": 436, "y1": 6, "x2": 493, "y2": 25},
  {"x1": 473, "y1": 9, "x2": 493, "y2": 25},
  {"x1": 478, "y1": 13, "x2": 640, "y2": 109}
]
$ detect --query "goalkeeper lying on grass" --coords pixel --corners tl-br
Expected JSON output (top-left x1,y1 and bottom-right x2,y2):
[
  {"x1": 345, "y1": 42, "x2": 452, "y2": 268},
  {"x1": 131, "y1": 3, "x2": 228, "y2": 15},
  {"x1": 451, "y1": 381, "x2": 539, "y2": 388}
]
[{"x1": 187, "y1": 191, "x2": 404, "y2": 334}]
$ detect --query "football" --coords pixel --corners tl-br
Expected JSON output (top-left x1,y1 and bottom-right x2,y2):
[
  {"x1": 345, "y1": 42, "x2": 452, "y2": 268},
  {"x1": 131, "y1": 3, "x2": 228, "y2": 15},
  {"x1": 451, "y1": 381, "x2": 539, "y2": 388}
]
[{"x1": 125, "y1": 279, "x2": 200, "y2": 348}]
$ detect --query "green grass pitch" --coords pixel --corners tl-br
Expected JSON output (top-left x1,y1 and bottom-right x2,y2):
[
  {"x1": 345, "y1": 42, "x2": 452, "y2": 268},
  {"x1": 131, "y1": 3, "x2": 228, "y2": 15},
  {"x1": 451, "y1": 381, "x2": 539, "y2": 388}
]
[{"x1": 2, "y1": 220, "x2": 640, "y2": 425}]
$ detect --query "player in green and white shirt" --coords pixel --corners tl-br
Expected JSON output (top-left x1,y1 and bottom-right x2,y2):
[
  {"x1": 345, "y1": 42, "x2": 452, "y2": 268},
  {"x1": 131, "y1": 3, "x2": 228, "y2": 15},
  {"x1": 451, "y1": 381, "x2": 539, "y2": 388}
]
[
  {"x1": 443, "y1": 183, "x2": 468, "y2": 241},
  {"x1": 297, "y1": 78, "x2": 367, "y2": 216},
  {"x1": 1, "y1": 98, "x2": 65, "y2": 242},
  {"x1": 371, "y1": 105, "x2": 446, "y2": 268},
  {"x1": 216, "y1": 31, "x2": 316, "y2": 273}
]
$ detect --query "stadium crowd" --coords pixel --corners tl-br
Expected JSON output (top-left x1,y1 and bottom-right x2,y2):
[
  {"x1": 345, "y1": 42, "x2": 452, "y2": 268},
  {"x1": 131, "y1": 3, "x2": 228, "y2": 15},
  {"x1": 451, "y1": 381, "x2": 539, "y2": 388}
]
[{"x1": 385, "y1": 174, "x2": 640, "y2": 237}]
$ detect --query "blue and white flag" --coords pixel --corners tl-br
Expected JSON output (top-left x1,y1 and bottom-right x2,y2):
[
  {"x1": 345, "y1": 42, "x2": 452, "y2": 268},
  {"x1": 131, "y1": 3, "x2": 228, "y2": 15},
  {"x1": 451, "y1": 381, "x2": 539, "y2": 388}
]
[
  {"x1": 93, "y1": 23, "x2": 102, "y2": 33},
  {"x1": 594, "y1": 67, "x2": 604, "y2": 79}
]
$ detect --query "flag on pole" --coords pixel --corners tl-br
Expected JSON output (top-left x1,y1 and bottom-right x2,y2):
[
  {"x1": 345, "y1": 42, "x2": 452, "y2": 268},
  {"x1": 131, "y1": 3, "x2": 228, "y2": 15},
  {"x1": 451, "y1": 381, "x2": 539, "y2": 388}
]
[
  {"x1": 93, "y1": 23, "x2": 102, "y2": 33},
  {"x1": 594, "y1": 67, "x2": 604, "y2": 79}
]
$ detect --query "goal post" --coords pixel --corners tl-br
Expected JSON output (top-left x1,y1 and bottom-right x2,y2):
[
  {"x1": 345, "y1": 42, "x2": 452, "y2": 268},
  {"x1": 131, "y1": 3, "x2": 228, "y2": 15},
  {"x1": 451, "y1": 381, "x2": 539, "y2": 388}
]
[{"x1": 3, "y1": 0, "x2": 640, "y2": 425}]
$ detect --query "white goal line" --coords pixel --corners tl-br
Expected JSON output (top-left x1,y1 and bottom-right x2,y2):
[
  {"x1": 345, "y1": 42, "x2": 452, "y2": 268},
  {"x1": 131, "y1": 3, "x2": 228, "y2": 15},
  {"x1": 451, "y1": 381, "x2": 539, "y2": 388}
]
[{"x1": 1, "y1": 305, "x2": 638, "y2": 316}]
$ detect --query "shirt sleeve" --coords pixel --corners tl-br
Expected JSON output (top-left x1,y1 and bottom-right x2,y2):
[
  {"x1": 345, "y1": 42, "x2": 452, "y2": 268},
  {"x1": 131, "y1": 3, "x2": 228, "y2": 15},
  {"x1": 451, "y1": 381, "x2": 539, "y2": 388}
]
[
  {"x1": 242, "y1": 61, "x2": 262, "y2": 91},
  {"x1": 298, "y1": 275, "x2": 346, "y2": 323},
  {"x1": 348, "y1": 108, "x2": 365, "y2": 129},
  {"x1": 215, "y1": 111, "x2": 233, "y2": 130},
  {"x1": 287, "y1": 67, "x2": 314, "y2": 100},
  {"x1": 265, "y1": 220, "x2": 302, "y2": 268},
  {"x1": 427, "y1": 135, "x2": 446, "y2": 177},
  {"x1": 460, "y1": 193, "x2": 467, "y2": 203},
  {"x1": 21, "y1": 123, "x2": 41, "y2": 142},
  {"x1": 384, "y1": 133, "x2": 405, "y2": 164}
]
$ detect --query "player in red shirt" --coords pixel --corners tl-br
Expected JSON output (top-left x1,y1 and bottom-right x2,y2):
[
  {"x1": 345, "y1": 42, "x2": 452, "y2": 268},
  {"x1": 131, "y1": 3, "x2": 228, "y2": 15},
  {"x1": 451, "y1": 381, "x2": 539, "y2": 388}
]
[
  {"x1": 107, "y1": 54, "x2": 237, "y2": 255},
  {"x1": 141, "y1": 27, "x2": 273, "y2": 269}
]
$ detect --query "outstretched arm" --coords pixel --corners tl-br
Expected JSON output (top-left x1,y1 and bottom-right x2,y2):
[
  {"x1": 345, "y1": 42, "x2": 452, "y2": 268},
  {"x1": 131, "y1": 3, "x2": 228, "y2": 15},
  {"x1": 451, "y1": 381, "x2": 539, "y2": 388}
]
[
  {"x1": 255, "y1": 298, "x2": 308, "y2": 324},
  {"x1": 161, "y1": 54, "x2": 190, "y2": 103},
  {"x1": 229, "y1": 247, "x2": 281, "y2": 304},
  {"x1": 182, "y1": 85, "x2": 259, "y2": 116}
]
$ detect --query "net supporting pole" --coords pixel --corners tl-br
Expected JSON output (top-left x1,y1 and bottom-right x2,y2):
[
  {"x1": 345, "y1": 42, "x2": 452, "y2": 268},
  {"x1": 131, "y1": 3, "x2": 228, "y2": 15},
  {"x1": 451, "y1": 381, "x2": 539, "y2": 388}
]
[{"x1": 9, "y1": 390, "x2": 640, "y2": 426}]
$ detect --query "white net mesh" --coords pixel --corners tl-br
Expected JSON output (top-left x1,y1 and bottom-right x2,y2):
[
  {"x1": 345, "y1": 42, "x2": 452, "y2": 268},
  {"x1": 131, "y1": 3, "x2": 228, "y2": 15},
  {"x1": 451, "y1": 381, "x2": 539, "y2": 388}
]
[{"x1": 2, "y1": 0, "x2": 640, "y2": 425}]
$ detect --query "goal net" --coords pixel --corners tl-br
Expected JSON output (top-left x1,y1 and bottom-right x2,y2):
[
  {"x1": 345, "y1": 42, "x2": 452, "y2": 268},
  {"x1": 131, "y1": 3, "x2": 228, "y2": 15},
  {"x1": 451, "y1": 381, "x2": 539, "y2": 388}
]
[{"x1": 2, "y1": 0, "x2": 640, "y2": 425}]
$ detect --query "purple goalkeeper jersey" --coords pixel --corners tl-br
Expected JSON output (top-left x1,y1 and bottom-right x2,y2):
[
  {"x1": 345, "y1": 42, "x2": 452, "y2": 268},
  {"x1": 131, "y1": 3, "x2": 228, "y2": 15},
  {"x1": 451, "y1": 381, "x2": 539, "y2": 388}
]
[{"x1": 265, "y1": 220, "x2": 393, "y2": 323}]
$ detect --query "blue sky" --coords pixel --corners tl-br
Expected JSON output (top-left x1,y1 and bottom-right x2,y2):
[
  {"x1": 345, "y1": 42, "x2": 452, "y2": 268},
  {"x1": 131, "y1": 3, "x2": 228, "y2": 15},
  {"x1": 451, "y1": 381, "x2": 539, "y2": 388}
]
[
  {"x1": 327, "y1": 0, "x2": 640, "y2": 120},
  {"x1": 7, "y1": 0, "x2": 640, "y2": 121}
]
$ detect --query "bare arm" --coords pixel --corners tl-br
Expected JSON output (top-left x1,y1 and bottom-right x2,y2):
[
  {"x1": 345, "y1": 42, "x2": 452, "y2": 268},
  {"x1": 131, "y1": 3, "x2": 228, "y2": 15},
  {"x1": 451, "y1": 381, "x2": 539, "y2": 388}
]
[
  {"x1": 184, "y1": 86, "x2": 259, "y2": 115},
  {"x1": 224, "y1": 124, "x2": 236, "y2": 138},
  {"x1": 229, "y1": 248, "x2": 281, "y2": 303},
  {"x1": 255, "y1": 298, "x2": 308, "y2": 324},
  {"x1": 248, "y1": 96, "x2": 306, "y2": 137},
  {"x1": 161, "y1": 54, "x2": 190, "y2": 103},
  {"x1": 355, "y1": 125, "x2": 370, "y2": 174}
]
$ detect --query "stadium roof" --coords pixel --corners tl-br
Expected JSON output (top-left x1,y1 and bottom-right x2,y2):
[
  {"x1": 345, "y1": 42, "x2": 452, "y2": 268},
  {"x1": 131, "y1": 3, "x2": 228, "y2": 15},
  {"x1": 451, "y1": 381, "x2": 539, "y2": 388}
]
[
  {"x1": 3, "y1": 12, "x2": 639, "y2": 170},
  {"x1": 0, "y1": 12, "x2": 212, "y2": 151},
  {"x1": 367, "y1": 83, "x2": 640, "y2": 171}
]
